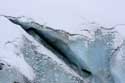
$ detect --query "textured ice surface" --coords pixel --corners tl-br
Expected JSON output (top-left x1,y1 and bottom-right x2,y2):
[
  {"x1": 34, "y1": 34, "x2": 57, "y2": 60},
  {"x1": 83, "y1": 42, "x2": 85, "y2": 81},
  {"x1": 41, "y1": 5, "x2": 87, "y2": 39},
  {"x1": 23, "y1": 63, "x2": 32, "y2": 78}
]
[
  {"x1": 0, "y1": 16, "x2": 125, "y2": 83},
  {"x1": 20, "y1": 37, "x2": 84, "y2": 83},
  {"x1": 0, "y1": 17, "x2": 35, "y2": 83},
  {"x1": 0, "y1": 16, "x2": 84, "y2": 83}
]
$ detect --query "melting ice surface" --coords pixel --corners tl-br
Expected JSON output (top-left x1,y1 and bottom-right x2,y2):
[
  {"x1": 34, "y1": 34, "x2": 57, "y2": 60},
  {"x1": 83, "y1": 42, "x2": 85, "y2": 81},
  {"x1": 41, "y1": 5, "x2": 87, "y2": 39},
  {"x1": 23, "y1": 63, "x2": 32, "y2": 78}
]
[{"x1": 0, "y1": 15, "x2": 125, "y2": 83}]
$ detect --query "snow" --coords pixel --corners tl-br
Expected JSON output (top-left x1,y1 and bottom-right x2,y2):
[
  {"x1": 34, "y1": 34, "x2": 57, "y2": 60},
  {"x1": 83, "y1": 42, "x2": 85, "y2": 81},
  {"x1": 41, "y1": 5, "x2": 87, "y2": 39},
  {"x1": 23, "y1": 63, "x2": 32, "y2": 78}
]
[
  {"x1": 18, "y1": 17, "x2": 84, "y2": 80},
  {"x1": 0, "y1": 16, "x2": 84, "y2": 83},
  {"x1": 0, "y1": 16, "x2": 35, "y2": 81},
  {"x1": 0, "y1": 15, "x2": 125, "y2": 83}
]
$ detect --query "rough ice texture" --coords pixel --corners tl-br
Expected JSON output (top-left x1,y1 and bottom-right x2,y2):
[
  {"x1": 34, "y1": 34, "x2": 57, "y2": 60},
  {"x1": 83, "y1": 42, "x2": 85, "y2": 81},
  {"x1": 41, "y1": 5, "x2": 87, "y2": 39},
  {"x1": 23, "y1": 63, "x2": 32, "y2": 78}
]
[
  {"x1": 0, "y1": 16, "x2": 84, "y2": 83},
  {"x1": 20, "y1": 36, "x2": 84, "y2": 83},
  {"x1": 0, "y1": 16, "x2": 125, "y2": 83}
]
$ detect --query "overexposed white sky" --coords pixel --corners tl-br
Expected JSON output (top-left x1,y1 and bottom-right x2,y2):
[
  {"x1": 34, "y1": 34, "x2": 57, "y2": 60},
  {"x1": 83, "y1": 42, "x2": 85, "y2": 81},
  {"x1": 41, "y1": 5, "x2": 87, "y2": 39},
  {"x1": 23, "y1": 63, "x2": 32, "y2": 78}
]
[{"x1": 0, "y1": 0, "x2": 125, "y2": 33}]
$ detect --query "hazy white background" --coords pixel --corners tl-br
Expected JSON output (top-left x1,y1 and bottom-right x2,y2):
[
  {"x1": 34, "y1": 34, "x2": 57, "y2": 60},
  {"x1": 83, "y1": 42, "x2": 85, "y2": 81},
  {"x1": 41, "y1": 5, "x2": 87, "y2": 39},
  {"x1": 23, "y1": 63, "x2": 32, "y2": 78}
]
[{"x1": 0, "y1": 0, "x2": 125, "y2": 34}]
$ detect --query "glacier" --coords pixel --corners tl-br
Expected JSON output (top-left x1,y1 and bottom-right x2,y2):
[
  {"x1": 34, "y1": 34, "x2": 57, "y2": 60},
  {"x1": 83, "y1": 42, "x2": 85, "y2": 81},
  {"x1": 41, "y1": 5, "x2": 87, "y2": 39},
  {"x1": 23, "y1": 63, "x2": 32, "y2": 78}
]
[{"x1": 0, "y1": 15, "x2": 125, "y2": 83}]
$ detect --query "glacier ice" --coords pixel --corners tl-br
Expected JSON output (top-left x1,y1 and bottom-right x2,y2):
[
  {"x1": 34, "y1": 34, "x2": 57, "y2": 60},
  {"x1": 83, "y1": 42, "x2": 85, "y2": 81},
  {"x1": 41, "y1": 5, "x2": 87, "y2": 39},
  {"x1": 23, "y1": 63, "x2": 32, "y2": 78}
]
[
  {"x1": 0, "y1": 15, "x2": 125, "y2": 83},
  {"x1": 0, "y1": 16, "x2": 84, "y2": 83}
]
